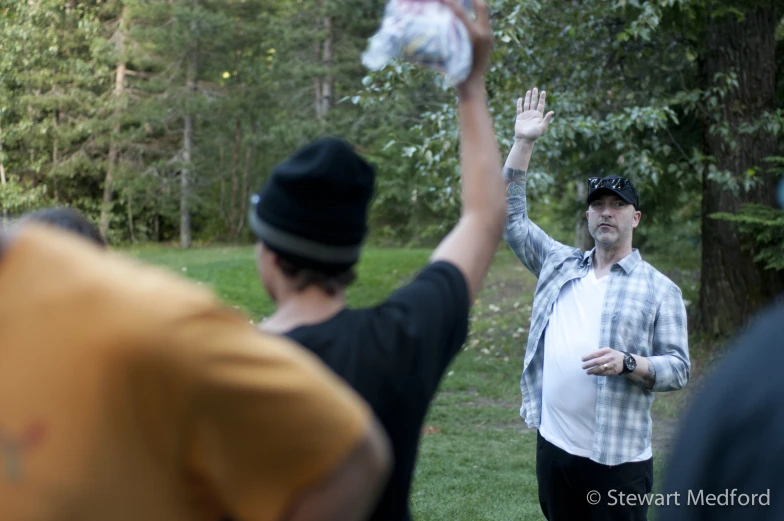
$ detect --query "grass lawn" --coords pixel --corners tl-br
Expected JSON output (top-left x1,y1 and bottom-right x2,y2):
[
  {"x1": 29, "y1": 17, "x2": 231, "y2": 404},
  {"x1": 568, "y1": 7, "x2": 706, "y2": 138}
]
[{"x1": 130, "y1": 244, "x2": 701, "y2": 521}]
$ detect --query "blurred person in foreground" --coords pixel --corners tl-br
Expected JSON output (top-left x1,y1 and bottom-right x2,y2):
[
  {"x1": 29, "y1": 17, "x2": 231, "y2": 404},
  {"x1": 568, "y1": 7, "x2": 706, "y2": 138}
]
[
  {"x1": 657, "y1": 299, "x2": 783, "y2": 520},
  {"x1": 15, "y1": 207, "x2": 107, "y2": 247},
  {"x1": 0, "y1": 224, "x2": 390, "y2": 521},
  {"x1": 658, "y1": 183, "x2": 784, "y2": 520},
  {"x1": 250, "y1": 1, "x2": 505, "y2": 519}
]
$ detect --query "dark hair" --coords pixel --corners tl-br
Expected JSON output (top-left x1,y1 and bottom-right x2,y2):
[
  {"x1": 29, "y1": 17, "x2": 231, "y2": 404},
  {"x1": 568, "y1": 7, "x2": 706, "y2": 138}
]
[
  {"x1": 19, "y1": 207, "x2": 106, "y2": 248},
  {"x1": 277, "y1": 256, "x2": 357, "y2": 296}
]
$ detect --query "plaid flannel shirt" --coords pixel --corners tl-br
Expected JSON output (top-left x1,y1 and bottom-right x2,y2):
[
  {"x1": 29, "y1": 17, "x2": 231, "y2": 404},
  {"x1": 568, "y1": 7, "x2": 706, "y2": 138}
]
[{"x1": 505, "y1": 181, "x2": 690, "y2": 465}]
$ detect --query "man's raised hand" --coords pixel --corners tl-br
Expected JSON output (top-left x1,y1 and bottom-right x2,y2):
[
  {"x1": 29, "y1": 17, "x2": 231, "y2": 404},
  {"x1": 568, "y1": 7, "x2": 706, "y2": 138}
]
[
  {"x1": 447, "y1": 0, "x2": 492, "y2": 97},
  {"x1": 515, "y1": 88, "x2": 555, "y2": 142}
]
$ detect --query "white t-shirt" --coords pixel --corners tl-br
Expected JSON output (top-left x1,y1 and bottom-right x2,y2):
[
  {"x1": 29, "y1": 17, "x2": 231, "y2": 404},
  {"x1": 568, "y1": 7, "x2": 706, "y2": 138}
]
[{"x1": 539, "y1": 268, "x2": 651, "y2": 462}]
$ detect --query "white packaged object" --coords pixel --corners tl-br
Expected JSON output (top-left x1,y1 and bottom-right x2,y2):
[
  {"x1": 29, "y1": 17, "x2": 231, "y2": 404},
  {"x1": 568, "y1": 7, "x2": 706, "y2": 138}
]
[{"x1": 361, "y1": 0, "x2": 475, "y2": 85}]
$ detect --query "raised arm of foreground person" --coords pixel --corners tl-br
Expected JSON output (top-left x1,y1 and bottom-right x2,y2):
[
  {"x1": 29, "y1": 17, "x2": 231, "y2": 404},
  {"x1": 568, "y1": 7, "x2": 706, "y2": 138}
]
[
  {"x1": 502, "y1": 88, "x2": 559, "y2": 278},
  {"x1": 429, "y1": 0, "x2": 505, "y2": 304}
]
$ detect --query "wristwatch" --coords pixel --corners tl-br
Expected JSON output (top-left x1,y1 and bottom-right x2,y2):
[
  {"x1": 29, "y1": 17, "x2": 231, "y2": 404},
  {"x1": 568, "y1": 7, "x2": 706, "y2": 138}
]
[{"x1": 621, "y1": 352, "x2": 637, "y2": 374}]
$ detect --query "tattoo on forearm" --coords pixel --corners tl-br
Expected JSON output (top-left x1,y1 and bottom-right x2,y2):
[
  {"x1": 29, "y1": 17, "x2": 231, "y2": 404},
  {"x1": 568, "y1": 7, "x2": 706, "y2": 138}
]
[
  {"x1": 503, "y1": 167, "x2": 526, "y2": 196},
  {"x1": 503, "y1": 167, "x2": 526, "y2": 185},
  {"x1": 642, "y1": 362, "x2": 656, "y2": 389}
]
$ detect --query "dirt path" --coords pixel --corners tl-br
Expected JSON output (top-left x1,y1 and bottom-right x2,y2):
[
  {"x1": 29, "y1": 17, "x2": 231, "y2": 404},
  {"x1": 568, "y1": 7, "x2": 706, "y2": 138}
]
[{"x1": 651, "y1": 416, "x2": 679, "y2": 455}]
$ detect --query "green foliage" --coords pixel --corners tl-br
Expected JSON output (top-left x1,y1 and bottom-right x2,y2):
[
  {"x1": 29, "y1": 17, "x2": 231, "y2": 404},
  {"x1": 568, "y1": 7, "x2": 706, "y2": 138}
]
[
  {"x1": 0, "y1": 0, "x2": 112, "y2": 228},
  {"x1": 351, "y1": 0, "x2": 709, "y2": 249},
  {"x1": 710, "y1": 156, "x2": 784, "y2": 271},
  {"x1": 711, "y1": 202, "x2": 784, "y2": 270},
  {"x1": 0, "y1": 0, "x2": 780, "y2": 264},
  {"x1": 0, "y1": 175, "x2": 51, "y2": 215}
]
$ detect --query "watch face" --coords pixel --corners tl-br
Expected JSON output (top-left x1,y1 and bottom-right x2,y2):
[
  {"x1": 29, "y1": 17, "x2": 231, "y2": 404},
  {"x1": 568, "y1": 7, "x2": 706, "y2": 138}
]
[{"x1": 626, "y1": 355, "x2": 636, "y2": 371}]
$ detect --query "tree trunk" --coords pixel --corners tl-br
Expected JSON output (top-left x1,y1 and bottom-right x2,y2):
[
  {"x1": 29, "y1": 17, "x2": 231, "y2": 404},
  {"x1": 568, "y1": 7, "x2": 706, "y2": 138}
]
[
  {"x1": 0, "y1": 130, "x2": 6, "y2": 220},
  {"x1": 695, "y1": 3, "x2": 784, "y2": 338},
  {"x1": 227, "y1": 45, "x2": 244, "y2": 240},
  {"x1": 52, "y1": 109, "x2": 59, "y2": 203},
  {"x1": 313, "y1": 39, "x2": 322, "y2": 119},
  {"x1": 181, "y1": 45, "x2": 198, "y2": 249},
  {"x1": 228, "y1": 116, "x2": 242, "y2": 240},
  {"x1": 0, "y1": 135, "x2": 5, "y2": 187},
  {"x1": 321, "y1": 16, "x2": 333, "y2": 118},
  {"x1": 100, "y1": 6, "x2": 128, "y2": 239},
  {"x1": 575, "y1": 180, "x2": 593, "y2": 251},
  {"x1": 219, "y1": 143, "x2": 227, "y2": 233},
  {"x1": 237, "y1": 144, "x2": 252, "y2": 237},
  {"x1": 126, "y1": 191, "x2": 136, "y2": 243}
]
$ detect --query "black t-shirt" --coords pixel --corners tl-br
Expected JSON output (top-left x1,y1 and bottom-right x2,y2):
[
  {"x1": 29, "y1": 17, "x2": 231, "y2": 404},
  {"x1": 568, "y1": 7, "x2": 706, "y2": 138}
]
[
  {"x1": 285, "y1": 261, "x2": 470, "y2": 521},
  {"x1": 660, "y1": 300, "x2": 784, "y2": 520}
]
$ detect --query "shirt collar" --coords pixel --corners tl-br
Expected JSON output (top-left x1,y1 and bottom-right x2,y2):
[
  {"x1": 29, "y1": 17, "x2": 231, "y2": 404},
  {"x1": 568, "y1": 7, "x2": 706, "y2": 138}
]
[
  {"x1": 581, "y1": 249, "x2": 594, "y2": 266},
  {"x1": 581, "y1": 248, "x2": 642, "y2": 274}
]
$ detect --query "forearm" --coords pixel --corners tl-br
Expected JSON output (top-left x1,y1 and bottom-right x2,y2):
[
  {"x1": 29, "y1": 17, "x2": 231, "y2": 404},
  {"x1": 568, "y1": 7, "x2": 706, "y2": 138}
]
[
  {"x1": 456, "y1": 83, "x2": 505, "y2": 225},
  {"x1": 503, "y1": 138, "x2": 535, "y2": 178},
  {"x1": 626, "y1": 351, "x2": 690, "y2": 392},
  {"x1": 642, "y1": 290, "x2": 690, "y2": 392},
  {"x1": 502, "y1": 139, "x2": 534, "y2": 208},
  {"x1": 501, "y1": 138, "x2": 555, "y2": 276}
]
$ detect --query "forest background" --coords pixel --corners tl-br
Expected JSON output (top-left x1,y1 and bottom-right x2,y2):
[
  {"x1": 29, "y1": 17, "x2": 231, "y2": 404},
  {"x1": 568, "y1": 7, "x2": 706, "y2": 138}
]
[{"x1": 1, "y1": 0, "x2": 783, "y2": 342}]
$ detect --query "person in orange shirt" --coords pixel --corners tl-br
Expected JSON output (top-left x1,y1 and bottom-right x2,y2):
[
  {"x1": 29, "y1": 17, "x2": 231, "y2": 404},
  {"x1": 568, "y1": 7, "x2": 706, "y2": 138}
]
[{"x1": 0, "y1": 225, "x2": 391, "y2": 521}]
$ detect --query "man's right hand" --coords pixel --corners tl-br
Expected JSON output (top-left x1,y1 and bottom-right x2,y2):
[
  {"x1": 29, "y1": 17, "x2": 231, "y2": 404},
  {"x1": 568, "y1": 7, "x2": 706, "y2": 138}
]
[
  {"x1": 448, "y1": 0, "x2": 492, "y2": 98},
  {"x1": 515, "y1": 88, "x2": 555, "y2": 142}
]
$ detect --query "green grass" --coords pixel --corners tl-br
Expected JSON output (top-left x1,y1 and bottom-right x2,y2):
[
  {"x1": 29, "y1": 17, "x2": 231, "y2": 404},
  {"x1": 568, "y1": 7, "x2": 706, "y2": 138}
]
[
  {"x1": 130, "y1": 244, "x2": 700, "y2": 521},
  {"x1": 129, "y1": 245, "x2": 432, "y2": 320}
]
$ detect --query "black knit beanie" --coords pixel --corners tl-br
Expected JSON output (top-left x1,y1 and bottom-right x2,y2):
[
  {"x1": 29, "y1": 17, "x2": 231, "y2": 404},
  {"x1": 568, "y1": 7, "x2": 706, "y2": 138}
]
[{"x1": 249, "y1": 137, "x2": 375, "y2": 274}]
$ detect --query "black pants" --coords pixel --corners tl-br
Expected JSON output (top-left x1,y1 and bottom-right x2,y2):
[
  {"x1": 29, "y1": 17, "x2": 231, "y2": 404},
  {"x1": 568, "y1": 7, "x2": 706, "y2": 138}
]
[{"x1": 536, "y1": 430, "x2": 654, "y2": 521}]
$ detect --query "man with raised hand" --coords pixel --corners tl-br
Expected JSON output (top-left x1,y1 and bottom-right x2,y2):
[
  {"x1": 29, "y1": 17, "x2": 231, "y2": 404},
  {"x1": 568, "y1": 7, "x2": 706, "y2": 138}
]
[
  {"x1": 0, "y1": 225, "x2": 391, "y2": 521},
  {"x1": 250, "y1": 1, "x2": 505, "y2": 519},
  {"x1": 503, "y1": 88, "x2": 690, "y2": 521}
]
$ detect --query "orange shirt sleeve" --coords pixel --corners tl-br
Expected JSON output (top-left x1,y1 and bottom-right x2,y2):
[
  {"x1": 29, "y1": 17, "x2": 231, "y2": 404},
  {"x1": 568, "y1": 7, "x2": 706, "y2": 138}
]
[{"x1": 176, "y1": 310, "x2": 372, "y2": 521}]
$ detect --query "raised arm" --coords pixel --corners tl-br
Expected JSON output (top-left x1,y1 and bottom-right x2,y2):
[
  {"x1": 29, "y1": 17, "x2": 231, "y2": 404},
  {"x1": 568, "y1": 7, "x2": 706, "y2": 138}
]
[
  {"x1": 502, "y1": 89, "x2": 558, "y2": 278},
  {"x1": 430, "y1": 0, "x2": 505, "y2": 304}
]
